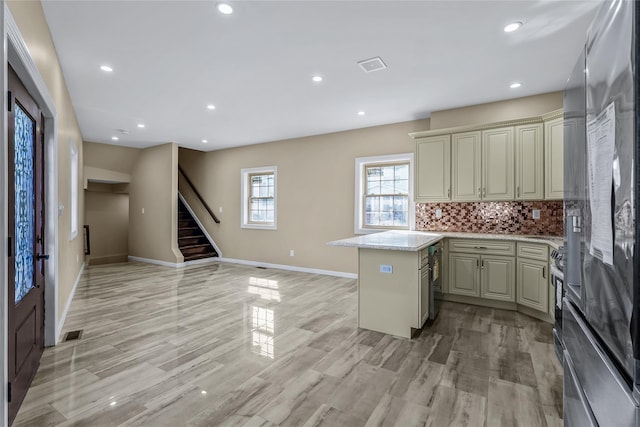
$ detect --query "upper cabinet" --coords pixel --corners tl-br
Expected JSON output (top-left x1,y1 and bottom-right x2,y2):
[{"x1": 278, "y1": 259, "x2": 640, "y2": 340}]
[
  {"x1": 451, "y1": 128, "x2": 513, "y2": 201},
  {"x1": 515, "y1": 124, "x2": 544, "y2": 200},
  {"x1": 482, "y1": 127, "x2": 514, "y2": 200},
  {"x1": 415, "y1": 135, "x2": 451, "y2": 202},
  {"x1": 544, "y1": 116, "x2": 564, "y2": 200},
  {"x1": 451, "y1": 131, "x2": 481, "y2": 201},
  {"x1": 409, "y1": 109, "x2": 564, "y2": 203}
]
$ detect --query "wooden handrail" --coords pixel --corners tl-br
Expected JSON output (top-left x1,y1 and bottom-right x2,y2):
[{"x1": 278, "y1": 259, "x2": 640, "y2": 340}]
[{"x1": 178, "y1": 165, "x2": 221, "y2": 224}]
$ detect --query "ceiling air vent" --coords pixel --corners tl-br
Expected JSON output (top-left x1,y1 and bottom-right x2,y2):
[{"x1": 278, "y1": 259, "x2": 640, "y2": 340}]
[{"x1": 357, "y1": 57, "x2": 387, "y2": 73}]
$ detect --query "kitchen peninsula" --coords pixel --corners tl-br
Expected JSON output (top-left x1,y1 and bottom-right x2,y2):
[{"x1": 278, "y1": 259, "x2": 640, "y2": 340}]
[{"x1": 329, "y1": 230, "x2": 562, "y2": 339}]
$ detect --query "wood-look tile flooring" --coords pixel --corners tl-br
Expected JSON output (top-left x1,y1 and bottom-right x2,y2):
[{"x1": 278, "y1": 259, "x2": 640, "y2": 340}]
[{"x1": 14, "y1": 261, "x2": 562, "y2": 427}]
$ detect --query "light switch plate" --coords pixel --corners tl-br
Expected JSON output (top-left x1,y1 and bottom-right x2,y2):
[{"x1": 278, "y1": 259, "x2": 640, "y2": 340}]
[
  {"x1": 532, "y1": 209, "x2": 540, "y2": 220},
  {"x1": 379, "y1": 264, "x2": 393, "y2": 274},
  {"x1": 435, "y1": 209, "x2": 442, "y2": 219}
]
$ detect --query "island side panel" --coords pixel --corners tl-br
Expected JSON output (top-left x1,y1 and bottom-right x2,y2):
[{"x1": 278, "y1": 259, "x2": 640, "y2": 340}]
[{"x1": 358, "y1": 248, "x2": 420, "y2": 339}]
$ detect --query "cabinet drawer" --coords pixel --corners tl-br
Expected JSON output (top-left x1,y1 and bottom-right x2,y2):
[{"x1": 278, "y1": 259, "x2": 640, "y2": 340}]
[
  {"x1": 517, "y1": 243, "x2": 549, "y2": 261},
  {"x1": 448, "y1": 239, "x2": 515, "y2": 256}
]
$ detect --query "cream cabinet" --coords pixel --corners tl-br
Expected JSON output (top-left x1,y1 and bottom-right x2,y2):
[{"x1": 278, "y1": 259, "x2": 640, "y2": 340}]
[
  {"x1": 448, "y1": 253, "x2": 480, "y2": 297},
  {"x1": 415, "y1": 135, "x2": 451, "y2": 202},
  {"x1": 448, "y1": 239, "x2": 516, "y2": 302},
  {"x1": 545, "y1": 117, "x2": 564, "y2": 200},
  {"x1": 451, "y1": 131, "x2": 481, "y2": 201},
  {"x1": 481, "y1": 256, "x2": 516, "y2": 302},
  {"x1": 516, "y1": 242, "x2": 549, "y2": 312},
  {"x1": 515, "y1": 124, "x2": 544, "y2": 200},
  {"x1": 482, "y1": 127, "x2": 514, "y2": 200},
  {"x1": 451, "y1": 127, "x2": 513, "y2": 201}
]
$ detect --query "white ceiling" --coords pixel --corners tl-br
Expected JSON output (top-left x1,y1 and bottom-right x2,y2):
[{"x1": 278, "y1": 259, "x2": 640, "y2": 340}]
[{"x1": 40, "y1": 0, "x2": 601, "y2": 151}]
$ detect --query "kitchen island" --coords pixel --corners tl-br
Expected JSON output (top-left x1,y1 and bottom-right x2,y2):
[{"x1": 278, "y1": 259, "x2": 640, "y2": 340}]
[
  {"x1": 328, "y1": 231, "x2": 443, "y2": 338},
  {"x1": 329, "y1": 230, "x2": 563, "y2": 338}
]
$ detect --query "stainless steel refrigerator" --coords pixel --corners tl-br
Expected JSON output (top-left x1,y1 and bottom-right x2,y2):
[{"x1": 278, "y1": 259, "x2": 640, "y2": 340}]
[{"x1": 563, "y1": 0, "x2": 640, "y2": 425}]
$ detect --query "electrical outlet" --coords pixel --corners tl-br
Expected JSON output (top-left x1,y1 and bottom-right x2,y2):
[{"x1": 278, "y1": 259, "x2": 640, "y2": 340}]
[
  {"x1": 290, "y1": 250, "x2": 294, "y2": 257},
  {"x1": 141, "y1": 208, "x2": 145, "y2": 214},
  {"x1": 532, "y1": 209, "x2": 541, "y2": 220},
  {"x1": 380, "y1": 264, "x2": 393, "y2": 274},
  {"x1": 435, "y1": 209, "x2": 443, "y2": 219}
]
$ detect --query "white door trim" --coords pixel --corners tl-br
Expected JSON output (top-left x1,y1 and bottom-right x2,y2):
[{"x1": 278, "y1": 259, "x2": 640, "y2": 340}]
[{"x1": 2, "y1": 3, "x2": 60, "y2": 424}]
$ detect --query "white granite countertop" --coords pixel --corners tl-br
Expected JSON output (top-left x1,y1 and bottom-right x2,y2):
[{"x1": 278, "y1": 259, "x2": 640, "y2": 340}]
[
  {"x1": 328, "y1": 230, "x2": 563, "y2": 252},
  {"x1": 328, "y1": 231, "x2": 444, "y2": 251}
]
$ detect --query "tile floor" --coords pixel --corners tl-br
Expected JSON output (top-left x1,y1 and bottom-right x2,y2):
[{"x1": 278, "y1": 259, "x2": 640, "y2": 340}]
[{"x1": 14, "y1": 261, "x2": 562, "y2": 426}]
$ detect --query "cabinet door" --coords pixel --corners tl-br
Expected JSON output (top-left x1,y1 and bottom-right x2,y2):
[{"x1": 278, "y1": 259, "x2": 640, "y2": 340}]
[
  {"x1": 517, "y1": 258, "x2": 549, "y2": 312},
  {"x1": 451, "y1": 131, "x2": 481, "y2": 201},
  {"x1": 415, "y1": 135, "x2": 451, "y2": 202},
  {"x1": 545, "y1": 117, "x2": 564, "y2": 199},
  {"x1": 448, "y1": 253, "x2": 480, "y2": 297},
  {"x1": 482, "y1": 127, "x2": 514, "y2": 200},
  {"x1": 481, "y1": 256, "x2": 515, "y2": 302},
  {"x1": 515, "y1": 124, "x2": 544, "y2": 200}
]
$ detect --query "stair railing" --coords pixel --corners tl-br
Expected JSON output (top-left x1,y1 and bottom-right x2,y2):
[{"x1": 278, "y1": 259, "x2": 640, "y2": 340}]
[{"x1": 178, "y1": 165, "x2": 221, "y2": 224}]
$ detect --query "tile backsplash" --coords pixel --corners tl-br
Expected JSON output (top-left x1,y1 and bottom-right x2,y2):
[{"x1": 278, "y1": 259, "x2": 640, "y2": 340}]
[{"x1": 415, "y1": 201, "x2": 564, "y2": 236}]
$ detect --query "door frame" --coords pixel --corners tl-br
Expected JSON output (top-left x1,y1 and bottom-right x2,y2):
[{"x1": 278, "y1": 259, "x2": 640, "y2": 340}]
[{"x1": 1, "y1": 3, "x2": 60, "y2": 424}]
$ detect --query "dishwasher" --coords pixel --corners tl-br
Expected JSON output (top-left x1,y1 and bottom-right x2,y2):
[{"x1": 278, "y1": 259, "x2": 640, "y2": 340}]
[{"x1": 428, "y1": 242, "x2": 442, "y2": 320}]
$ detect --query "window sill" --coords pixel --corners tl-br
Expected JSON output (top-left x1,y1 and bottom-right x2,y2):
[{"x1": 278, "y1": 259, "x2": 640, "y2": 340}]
[
  {"x1": 242, "y1": 223, "x2": 277, "y2": 231},
  {"x1": 355, "y1": 227, "x2": 412, "y2": 235}
]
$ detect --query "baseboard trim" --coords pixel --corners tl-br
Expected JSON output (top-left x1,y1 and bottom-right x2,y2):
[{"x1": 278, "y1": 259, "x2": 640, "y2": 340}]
[
  {"x1": 128, "y1": 255, "x2": 220, "y2": 268},
  {"x1": 56, "y1": 262, "x2": 85, "y2": 343},
  {"x1": 217, "y1": 257, "x2": 357, "y2": 279}
]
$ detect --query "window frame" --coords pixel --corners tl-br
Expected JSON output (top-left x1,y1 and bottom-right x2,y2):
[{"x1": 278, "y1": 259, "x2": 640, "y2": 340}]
[
  {"x1": 69, "y1": 140, "x2": 79, "y2": 240},
  {"x1": 354, "y1": 153, "x2": 414, "y2": 234},
  {"x1": 241, "y1": 166, "x2": 277, "y2": 230}
]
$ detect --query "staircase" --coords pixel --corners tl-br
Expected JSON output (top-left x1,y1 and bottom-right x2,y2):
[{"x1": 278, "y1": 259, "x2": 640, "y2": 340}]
[{"x1": 178, "y1": 199, "x2": 218, "y2": 261}]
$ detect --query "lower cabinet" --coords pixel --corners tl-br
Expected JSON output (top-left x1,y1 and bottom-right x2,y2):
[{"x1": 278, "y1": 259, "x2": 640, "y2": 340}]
[
  {"x1": 448, "y1": 253, "x2": 515, "y2": 302},
  {"x1": 516, "y1": 258, "x2": 549, "y2": 312},
  {"x1": 481, "y1": 256, "x2": 516, "y2": 302}
]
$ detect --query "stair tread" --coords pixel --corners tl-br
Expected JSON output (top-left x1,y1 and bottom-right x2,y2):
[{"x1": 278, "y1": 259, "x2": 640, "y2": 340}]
[
  {"x1": 180, "y1": 243, "x2": 213, "y2": 249},
  {"x1": 184, "y1": 253, "x2": 218, "y2": 261}
]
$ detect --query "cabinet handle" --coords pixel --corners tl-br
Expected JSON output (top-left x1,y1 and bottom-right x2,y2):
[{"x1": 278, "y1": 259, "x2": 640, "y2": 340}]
[
  {"x1": 447, "y1": 188, "x2": 451, "y2": 198},
  {"x1": 473, "y1": 246, "x2": 488, "y2": 250},
  {"x1": 481, "y1": 260, "x2": 485, "y2": 269},
  {"x1": 476, "y1": 259, "x2": 479, "y2": 268},
  {"x1": 542, "y1": 266, "x2": 546, "y2": 279},
  {"x1": 478, "y1": 187, "x2": 481, "y2": 198},
  {"x1": 483, "y1": 187, "x2": 486, "y2": 198},
  {"x1": 517, "y1": 186, "x2": 520, "y2": 198}
]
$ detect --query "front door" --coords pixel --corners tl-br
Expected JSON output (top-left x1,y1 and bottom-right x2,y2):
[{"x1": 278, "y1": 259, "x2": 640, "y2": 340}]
[{"x1": 7, "y1": 64, "x2": 46, "y2": 425}]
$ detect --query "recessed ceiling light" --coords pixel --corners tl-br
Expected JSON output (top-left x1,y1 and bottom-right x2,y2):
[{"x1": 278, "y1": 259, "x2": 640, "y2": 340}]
[
  {"x1": 357, "y1": 111, "x2": 365, "y2": 116},
  {"x1": 201, "y1": 390, "x2": 208, "y2": 395},
  {"x1": 217, "y1": 3, "x2": 233, "y2": 14},
  {"x1": 111, "y1": 136, "x2": 119, "y2": 141},
  {"x1": 100, "y1": 65, "x2": 113, "y2": 72},
  {"x1": 510, "y1": 82, "x2": 522, "y2": 89},
  {"x1": 207, "y1": 104, "x2": 216, "y2": 110},
  {"x1": 312, "y1": 75, "x2": 323, "y2": 83},
  {"x1": 137, "y1": 123, "x2": 145, "y2": 128},
  {"x1": 202, "y1": 139, "x2": 208, "y2": 143},
  {"x1": 504, "y1": 22, "x2": 522, "y2": 33}
]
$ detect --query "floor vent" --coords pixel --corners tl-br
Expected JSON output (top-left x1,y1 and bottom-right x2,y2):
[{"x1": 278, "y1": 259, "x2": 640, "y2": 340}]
[
  {"x1": 256, "y1": 266, "x2": 267, "y2": 269},
  {"x1": 64, "y1": 330, "x2": 83, "y2": 342}
]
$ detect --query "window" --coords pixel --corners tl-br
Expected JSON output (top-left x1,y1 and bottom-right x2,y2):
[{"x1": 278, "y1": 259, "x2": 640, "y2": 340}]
[
  {"x1": 69, "y1": 140, "x2": 78, "y2": 239},
  {"x1": 355, "y1": 154, "x2": 414, "y2": 234},
  {"x1": 241, "y1": 166, "x2": 277, "y2": 229}
]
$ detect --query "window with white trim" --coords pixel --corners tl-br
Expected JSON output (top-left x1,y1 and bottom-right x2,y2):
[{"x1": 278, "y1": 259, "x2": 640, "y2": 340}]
[
  {"x1": 355, "y1": 154, "x2": 414, "y2": 234},
  {"x1": 241, "y1": 166, "x2": 277, "y2": 230},
  {"x1": 69, "y1": 140, "x2": 79, "y2": 240}
]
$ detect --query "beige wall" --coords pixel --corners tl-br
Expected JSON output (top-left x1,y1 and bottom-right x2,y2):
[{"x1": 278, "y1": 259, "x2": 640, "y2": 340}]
[
  {"x1": 179, "y1": 119, "x2": 430, "y2": 274},
  {"x1": 129, "y1": 143, "x2": 182, "y2": 264},
  {"x1": 85, "y1": 184, "x2": 129, "y2": 265},
  {"x1": 84, "y1": 141, "x2": 141, "y2": 174},
  {"x1": 8, "y1": 1, "x2": 86, "y2": 322},
  {"x1": 430, "y1": 92, "x2": 563, "y2": 129}
]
